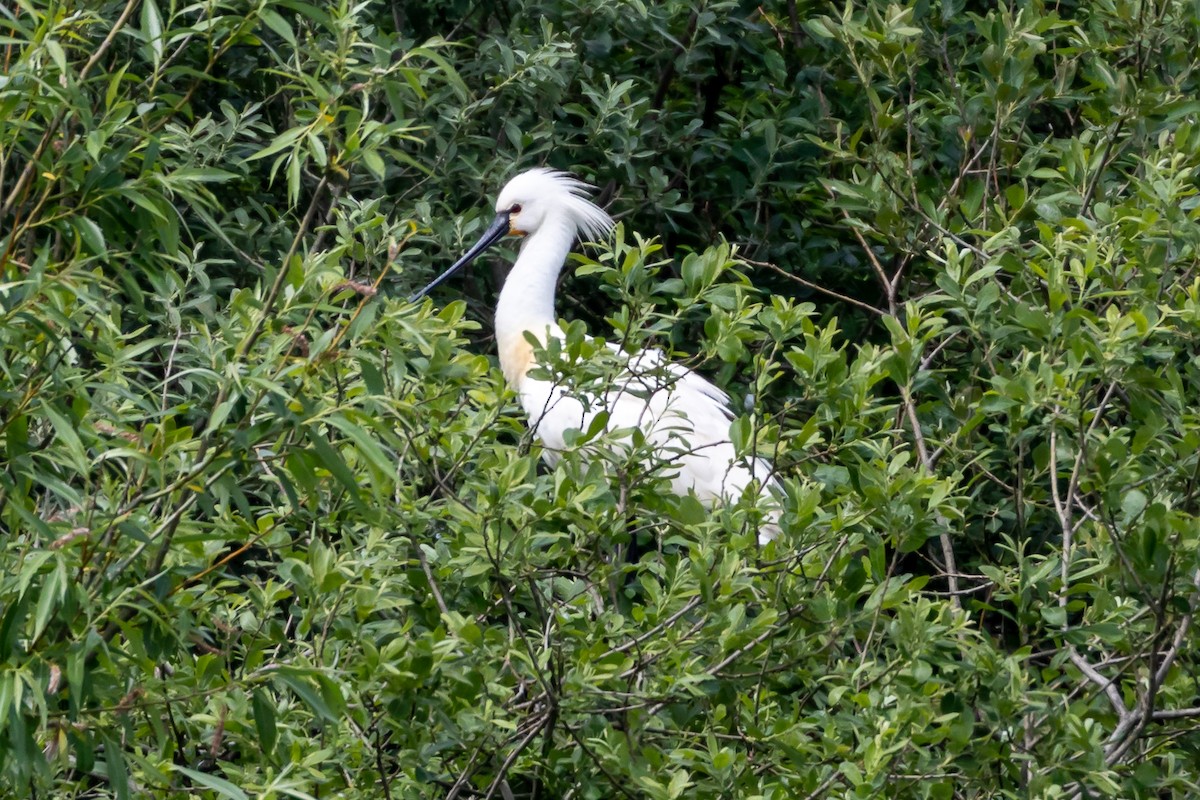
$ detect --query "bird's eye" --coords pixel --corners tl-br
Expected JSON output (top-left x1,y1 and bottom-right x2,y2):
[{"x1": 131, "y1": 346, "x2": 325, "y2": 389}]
[{"x1": 510, "y1": 203, "x2": 522, "y2": 214}]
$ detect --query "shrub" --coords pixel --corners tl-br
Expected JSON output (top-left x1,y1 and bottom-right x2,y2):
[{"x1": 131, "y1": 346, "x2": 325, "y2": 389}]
[{"x1": 1, "y1": 0, "x2": 1198, "y2": 797}]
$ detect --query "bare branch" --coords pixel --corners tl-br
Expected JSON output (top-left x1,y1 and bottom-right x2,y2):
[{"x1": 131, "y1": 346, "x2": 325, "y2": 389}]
[
  {"x1": 1069, "y1": 647, "x2": 1130, "y2": 723},
  {"x1": 746, "y1": 258, "x2": 886, "y2": 317}
]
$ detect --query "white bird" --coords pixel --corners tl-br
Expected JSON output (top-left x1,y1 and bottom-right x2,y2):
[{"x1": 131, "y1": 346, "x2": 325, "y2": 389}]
[{"x1": 412, "y1": 168, "x2": 781, "y2": 544}]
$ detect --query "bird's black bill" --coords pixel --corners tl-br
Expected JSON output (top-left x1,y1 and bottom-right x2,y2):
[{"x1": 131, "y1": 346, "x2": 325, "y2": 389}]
[{"x1": 408, "y1": 211, "x2": 511, "y2": 302}]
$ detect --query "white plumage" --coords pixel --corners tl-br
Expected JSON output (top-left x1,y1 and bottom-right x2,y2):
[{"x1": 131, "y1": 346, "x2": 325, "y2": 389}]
[{"x1": 423, "y1": 168, "x2": 781, "y2": 544}]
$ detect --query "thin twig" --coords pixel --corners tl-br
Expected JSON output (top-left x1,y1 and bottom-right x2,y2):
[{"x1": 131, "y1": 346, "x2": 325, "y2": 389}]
[
  {"x1": 745, "y1": 258, "x2": 886, "y2": 316},
  {"x1": 483, "y1": 714, "x2": 549, "y2": 800},
  {"x1": 415, "y1": 542, "x2": 450, "y2": 616}
]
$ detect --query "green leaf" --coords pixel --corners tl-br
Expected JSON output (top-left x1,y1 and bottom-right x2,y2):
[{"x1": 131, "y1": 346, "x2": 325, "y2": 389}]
[
  {"x1": 104, "y1": 736, "x2": 131, "y2": 800},
  {"x1": 244, "y1": 126, "x2": 306, "y2": 162},
  {"x1": 1121, "y1": 489, "x2": 1148, "y2": 522},
  {"x1": 252, "y1": 689, "x2": 278, "y2": 757},
  {"x1": 668, "y1": 769, "x2": 691, "y2": 799},
  {"x1": 325, "y1": 415, "x2": 393, "y2": 476},
  {"x1": 275, "y1": 668, "x2": 338, "y2": 722},
  {"x1": 170, "y1": 167, "x2": 240, "y2": 183},
  {"x1": 141, "y1": 0, "x2": 163, "y2": 64},
  {"x1": 32, "y1": 559, "x2": 64, "y2": 640},
  {"x1": 72, "y1": 216, "x2": 106, "y2": 256},
  {"x1": 173, "y1": 766, "x2": 250, "y2": 800},
  {"x1": 404, "y1": 42, "x2": 469, "y2": 100},
  {"x1": 806, "y1": 17, "x2": 836, "y2": 38},
  {"x1": 259, "y1": 8, "x2": 297, "y2": 46},
  {"x1": 306, "y1": 427, "x2": 364, "y2": 503}
]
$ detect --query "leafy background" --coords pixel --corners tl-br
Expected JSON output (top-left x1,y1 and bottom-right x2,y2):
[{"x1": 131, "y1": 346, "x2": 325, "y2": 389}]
[{"x1": 2, "y1": 0, "x2": 1200, "y2": 797}]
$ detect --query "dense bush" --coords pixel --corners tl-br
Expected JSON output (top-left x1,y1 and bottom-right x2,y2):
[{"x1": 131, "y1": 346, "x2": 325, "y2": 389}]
[{"x1": 2, "y1": 0, "x2": 1199, "y2": 797}]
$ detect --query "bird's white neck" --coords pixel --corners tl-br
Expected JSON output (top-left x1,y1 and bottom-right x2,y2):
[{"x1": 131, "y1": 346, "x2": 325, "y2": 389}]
[{"x1": 495, "y1": 216, "x2": 576, "y2": 387}]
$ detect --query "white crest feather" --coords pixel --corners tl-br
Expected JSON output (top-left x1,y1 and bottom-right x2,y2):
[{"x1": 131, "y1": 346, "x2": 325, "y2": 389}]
[
  {"x1": 498, "y1": 168, "x2": 615, "y2": 242},
  {"x1": 539, "y1": 169, "x2": 614, "y2": 242}
]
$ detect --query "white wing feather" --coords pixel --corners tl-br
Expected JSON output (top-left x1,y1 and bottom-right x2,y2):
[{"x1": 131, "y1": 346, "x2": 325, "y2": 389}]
[{"x1": 516, "y1": 342, "x2": 781, "y2": 543}]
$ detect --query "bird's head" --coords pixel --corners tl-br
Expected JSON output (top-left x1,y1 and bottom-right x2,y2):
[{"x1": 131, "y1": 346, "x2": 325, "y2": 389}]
[
  {"x1": 409, "y1": 168, "x2": 614, "y2": 302},
  {"x1": 494, "y1": 168, "x2": 614, "y2": 241}
]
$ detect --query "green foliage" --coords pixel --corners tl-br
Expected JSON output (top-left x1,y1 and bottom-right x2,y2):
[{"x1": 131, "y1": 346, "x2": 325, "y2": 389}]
[{"x1": 2, "y1": 0, "x2": 1200, "y2": 797}]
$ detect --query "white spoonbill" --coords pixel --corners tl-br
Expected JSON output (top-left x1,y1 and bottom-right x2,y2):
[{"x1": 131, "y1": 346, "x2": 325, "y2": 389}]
[{"x1": 412, "y1": 168, "x2": 781, "y2": 544}]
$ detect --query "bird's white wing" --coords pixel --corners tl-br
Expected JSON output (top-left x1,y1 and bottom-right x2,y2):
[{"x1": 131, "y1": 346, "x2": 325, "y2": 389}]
[
  {"x1": 614, "y1": 345, "x2": 733, "y2": 412},
  {"x1": 517, "y1": 342, "x2": 780, "y2": 542}
]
